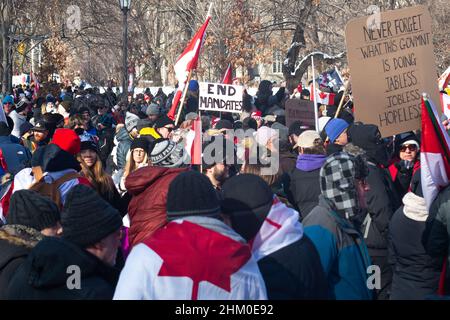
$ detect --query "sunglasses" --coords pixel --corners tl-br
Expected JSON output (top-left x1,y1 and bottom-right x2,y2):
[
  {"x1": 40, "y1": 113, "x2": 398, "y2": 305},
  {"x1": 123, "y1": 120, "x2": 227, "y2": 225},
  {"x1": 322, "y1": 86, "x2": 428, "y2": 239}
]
[
  {"x1": 400, "y1": 144, "x2": 418, "y2": 152},
  {"x1": 164, "y1": 126, "x2": 175, "y2": 132}
]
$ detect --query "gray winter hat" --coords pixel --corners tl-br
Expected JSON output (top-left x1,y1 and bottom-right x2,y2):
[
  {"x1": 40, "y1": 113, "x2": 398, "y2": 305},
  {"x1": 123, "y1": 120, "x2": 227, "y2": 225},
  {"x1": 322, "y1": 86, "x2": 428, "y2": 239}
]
[
  {"x1": 150, "y1": 139, "x2": 189, "y2": 168},
  {"x1": 146, "y1": 103, "x2": 160, "y2": 116},
  {"x1": 125, "y1": 111, "x2": 140, "y2": 132}
]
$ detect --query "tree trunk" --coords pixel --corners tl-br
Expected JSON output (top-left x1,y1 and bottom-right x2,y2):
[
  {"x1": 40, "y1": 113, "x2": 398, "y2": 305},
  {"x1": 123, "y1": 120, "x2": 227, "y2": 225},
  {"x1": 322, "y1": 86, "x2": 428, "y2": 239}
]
[{"x1": 282, "y1": 23, "x2": 306, "y2": 93}]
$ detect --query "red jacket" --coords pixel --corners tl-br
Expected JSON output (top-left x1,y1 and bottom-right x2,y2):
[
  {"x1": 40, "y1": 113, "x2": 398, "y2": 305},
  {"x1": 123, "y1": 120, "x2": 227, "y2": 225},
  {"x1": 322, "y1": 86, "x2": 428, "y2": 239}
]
[{"x1": 125, "y1": 166, "x2": 189, "y2": 247}]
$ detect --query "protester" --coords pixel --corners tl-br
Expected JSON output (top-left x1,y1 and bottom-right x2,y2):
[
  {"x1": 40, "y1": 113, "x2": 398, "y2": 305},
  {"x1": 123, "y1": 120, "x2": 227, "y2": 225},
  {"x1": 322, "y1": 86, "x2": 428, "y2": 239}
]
[
  {"x1": 347, "y1": 123, "x2": 402, "y2": 300},
  {"x1": 202, "y1": 137, "x2": 234, "y2": 192},
  {"x1": 114, "y1": 171, "x2": 267, "y2": 300},
  {"x1": 221, "y1": 174, "x2": 328, "y2": 299},
  {"x1": 116, "y1": 111, "x2": 140, "y2": 170},
  {"x1": 302, "y1": 152, "x2": 373, "y2": 300},
  {"x1": 154, "y1": 115, "x2": 176, "y2": 139},
  {"x1": 6, "y1": 185, "x2": 122, "y2": 299},
  {"x1": 0, "y1": 189, "x2": 62, "y2": 299},
  {"x1": 124, "y1": 139, "x2": 189, "y2": 247},
  {"x1": 28, "y1": 129, "x2": 91, "y2": 207},
  {"x1": 119, "y1": 137, "x2": 151, "y2": 193},
  {"x1": 388, "y1": 132, "x2": 421, "y2": 198},
  {"x1": 0, "y1": 120, "x2": 32, "y2": 176},
  {"x1": 289, "y1": 130, "x2": 327, "y2": 219},
  {"x1": 389, "y1": 171, "x2": 443, "y2": 300},
  {"x1": 146, "y1": 102, "x2": 161, "y2": 125},
  {"x1": 323, "y1": 118, "x2": 349, "y2": 155},
  {"x1": 2, "y1": 96, "x2": 15, "y2": 115},
  {"x1": 9, "y1": 98, "x2": 32, "y2": 138},
  {"x1": 77, "y1": 136, "x2": 125, "y2": 216}
]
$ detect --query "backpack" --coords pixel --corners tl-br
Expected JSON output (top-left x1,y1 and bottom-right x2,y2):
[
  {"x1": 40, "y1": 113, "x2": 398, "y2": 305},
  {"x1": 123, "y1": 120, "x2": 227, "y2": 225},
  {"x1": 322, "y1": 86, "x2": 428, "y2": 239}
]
[{"x1": 29, "y1": 169, "x2": 81, "y2": 208}]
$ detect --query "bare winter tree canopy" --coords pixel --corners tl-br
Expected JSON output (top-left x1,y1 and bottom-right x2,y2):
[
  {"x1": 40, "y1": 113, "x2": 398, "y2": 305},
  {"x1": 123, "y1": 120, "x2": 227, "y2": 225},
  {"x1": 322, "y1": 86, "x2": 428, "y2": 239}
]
[{"x1": 0, "y1": 0, "x2": 448, "y2": 92}]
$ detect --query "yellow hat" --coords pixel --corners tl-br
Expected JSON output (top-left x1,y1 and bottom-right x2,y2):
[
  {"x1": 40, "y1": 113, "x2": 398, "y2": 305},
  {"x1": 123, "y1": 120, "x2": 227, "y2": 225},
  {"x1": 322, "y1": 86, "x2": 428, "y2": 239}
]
[{"x1": 139, "y1": 127, "x2": 161, "y2": 139}]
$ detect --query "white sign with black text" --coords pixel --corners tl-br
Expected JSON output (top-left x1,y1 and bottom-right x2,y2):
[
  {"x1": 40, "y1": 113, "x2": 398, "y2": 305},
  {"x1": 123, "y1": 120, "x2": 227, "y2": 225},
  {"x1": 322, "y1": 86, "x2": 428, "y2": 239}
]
[{"x1": 199, "y1": 82, "x2": 243, "y2": 113}]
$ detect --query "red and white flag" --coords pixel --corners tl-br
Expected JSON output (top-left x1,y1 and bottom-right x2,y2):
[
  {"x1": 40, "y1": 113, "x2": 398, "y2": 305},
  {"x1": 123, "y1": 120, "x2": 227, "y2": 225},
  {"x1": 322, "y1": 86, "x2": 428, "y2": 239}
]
[
  {"x1": 310, "y1": 84, "x2": 335, "y2": 105},
  {"x1": 113, "y1": 220, "x2": 267, "y2": 300},
  {"x1": 185, "y1": 116, "x2": 203, "y2": 165},
  {"x1": 222, "y1": 63, "x2": 232, "y2": 85},
  {"x1": 441, "y1": 92, "x2": 450, "y2": 120},
  {"x1": 420, "y1": 95, "x2": 450, "y2": 210},
  {"x1": 30, "y1": 70, "x2": 40, "y2": 100},
  {"x1": 167, "y1": 16, "x2": 211, "y2": 120}
]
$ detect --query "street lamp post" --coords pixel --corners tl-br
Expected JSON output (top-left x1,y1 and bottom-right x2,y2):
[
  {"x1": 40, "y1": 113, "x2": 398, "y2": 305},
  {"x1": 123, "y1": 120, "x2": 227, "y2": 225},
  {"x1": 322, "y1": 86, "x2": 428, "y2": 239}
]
[{"x1": 119, "y1": 0, "x2": 131, "y2": 105}]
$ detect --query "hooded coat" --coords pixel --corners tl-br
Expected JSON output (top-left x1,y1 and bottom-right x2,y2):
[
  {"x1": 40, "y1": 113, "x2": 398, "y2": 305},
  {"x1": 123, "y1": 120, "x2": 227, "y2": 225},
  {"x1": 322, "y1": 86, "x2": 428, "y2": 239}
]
[
  {"x1": 125, "y1": 166, "x2": 188, "y2": 247},
  {"x1": 6, "y1": 237, "x2": 119, "y2": 300},
  {"x1": 116, "y1": 126, "x2": 133, "y2": 170},
  {"x1": 0, "y1": 225, "x2": 43, "y2": 299}
]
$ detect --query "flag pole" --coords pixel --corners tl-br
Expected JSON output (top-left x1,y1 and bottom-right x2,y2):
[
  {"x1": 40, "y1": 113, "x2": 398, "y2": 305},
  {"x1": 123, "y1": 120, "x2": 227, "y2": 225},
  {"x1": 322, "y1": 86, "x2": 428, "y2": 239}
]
[
  {"x1": 175, "y1": 69, "x2": 193, "y2": 126},
  {"x1": 334, "y1": 77, "x2": 351, "y2": 119},
  {"x1": 311, "y1": 56, "x2": 319, "y2": 132},
  {"x1": 198, "y1": 109, "x2": 203, "y2": 173}
]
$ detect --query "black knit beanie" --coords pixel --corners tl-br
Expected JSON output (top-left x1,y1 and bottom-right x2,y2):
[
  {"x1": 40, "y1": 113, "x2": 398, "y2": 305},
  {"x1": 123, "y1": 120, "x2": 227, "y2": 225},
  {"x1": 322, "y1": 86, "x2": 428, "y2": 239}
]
[
  {"x1": 80, "y1": 140, "x2": 99, "y2": 153},
  {"x1": 61, "y1": 184, "x2": 122, "y2": 247},
  {"x1": 154, "y1": 115, "x2": 175, "y2": 129},
  {"x1": 130, "y1": 137, "x2": 150, "y2": 152},
  {"x1": 8, "y1": 190, "x2": 60, "y2": 231},
  {"x1": 221, "y1": 174, "x2": 273, "y2": 241},
  {"x1": 166, "y1": 171, "x2": 220, "y2": 221}
]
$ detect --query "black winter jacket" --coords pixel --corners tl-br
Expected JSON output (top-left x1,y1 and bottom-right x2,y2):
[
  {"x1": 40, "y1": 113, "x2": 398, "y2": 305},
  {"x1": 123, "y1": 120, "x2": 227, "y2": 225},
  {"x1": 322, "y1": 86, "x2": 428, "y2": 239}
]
[
  {"x1": 289, "y1": 168, "x2": 321, "y2": 220},
  {"x1": 258, "y1": 234, "x2": 329, "y2": 299},
  {"x1": 362, "y1": 162, "x2": 402, "y2": 255},
  {"x1": 424, "y1": 185, "x2": 450, "y2": 295},
  {"x1": 7, "y1": 237, "x2": 120, "y2": 300},
  {"x1": 388, "y1": 193, "x2": 443, "y2": 300}
]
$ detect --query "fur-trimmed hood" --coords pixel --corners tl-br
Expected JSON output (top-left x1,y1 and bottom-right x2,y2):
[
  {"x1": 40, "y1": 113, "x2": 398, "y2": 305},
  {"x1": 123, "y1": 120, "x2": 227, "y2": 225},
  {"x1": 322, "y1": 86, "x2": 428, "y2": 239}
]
[{"x1": 0, "y1": 224, "x2": 43, "y2": 270}]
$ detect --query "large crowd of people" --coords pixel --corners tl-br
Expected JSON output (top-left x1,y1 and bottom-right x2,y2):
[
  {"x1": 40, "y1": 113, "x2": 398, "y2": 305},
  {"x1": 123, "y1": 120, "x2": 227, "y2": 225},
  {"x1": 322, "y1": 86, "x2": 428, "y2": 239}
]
[{"x1": 0, "y1": 79, "x2": 449, "y2": 300}]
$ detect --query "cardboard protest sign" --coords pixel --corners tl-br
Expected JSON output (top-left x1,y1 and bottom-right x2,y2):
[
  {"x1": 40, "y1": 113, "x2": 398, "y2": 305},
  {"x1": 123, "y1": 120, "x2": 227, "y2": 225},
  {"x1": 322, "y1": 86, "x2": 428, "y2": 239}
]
[
  {"x1": 345, "y1": 5, "x2": 439, "y2": 137},
  {"x1": 285, "y1": 99, "x2": 316, "y2": 129},
  {"x1": 199, "y1": 82, "x2": 243, "y2": 113}
]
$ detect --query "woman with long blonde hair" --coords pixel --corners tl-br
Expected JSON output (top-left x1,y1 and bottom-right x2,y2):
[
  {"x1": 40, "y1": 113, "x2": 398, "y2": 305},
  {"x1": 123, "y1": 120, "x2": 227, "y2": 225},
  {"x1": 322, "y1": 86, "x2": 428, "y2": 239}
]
[
  {"x1": 77, "y1": 137, "x2": 126, "y2": 216},
  {"x1": 119, "y1": 137, "x2": 150, "y2": 192}
]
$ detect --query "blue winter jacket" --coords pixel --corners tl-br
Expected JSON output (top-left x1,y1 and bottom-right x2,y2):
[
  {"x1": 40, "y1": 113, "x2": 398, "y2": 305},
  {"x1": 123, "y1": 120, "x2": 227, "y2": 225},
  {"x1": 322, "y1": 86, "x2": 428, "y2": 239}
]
[
  {"x1": 303, "y1": 196, "x2": 374, "y2": 300},
  {"x1": 0, "y1": 136, "x2": 32, "y2": 175}
]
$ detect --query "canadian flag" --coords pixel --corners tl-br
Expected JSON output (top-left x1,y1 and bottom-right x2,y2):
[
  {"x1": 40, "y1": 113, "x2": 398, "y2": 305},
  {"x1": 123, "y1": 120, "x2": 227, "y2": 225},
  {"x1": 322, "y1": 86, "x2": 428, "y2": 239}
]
[
  {"x1": 184, "y1": 116, "x2": 203, "y2": 165},
  {"x1": 420, "y1": 95, "x2": 450, "y2": 211},
  {"x1": 113, "y1": 220, "x2": 268, "y2": 300},
  {"x1": 222, "y1": 63, "x2": 232, "y2": 85},
  {"x1": 310, "y1": 84, "x2": 335, "y2": 105},
  {"x1": 167, "y1": 16, "x2": 211, "y2": 120},
  {"x1": 441, "y1": 92, "x2": 450, "y2": 120}
]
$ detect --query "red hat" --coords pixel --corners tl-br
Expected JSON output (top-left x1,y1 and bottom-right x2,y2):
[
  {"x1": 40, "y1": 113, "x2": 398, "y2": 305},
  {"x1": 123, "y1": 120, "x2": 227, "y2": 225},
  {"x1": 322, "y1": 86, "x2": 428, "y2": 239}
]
[
  {"x1": 251, "y1": 111, "x2": 262, "y2": 120},
  {"x1": 51, "y1": 128, "x2": 81, "y2": 155}
]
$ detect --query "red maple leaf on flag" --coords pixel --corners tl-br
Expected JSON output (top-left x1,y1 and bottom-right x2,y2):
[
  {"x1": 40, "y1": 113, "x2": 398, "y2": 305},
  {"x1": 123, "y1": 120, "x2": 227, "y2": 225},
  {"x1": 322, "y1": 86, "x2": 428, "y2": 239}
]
[
  {"x1": 145, "y1": 221, "x2": 252, "y2": 300},
  {"x1": 318, "y1": 91, "x2": 327, "y2": 100}
]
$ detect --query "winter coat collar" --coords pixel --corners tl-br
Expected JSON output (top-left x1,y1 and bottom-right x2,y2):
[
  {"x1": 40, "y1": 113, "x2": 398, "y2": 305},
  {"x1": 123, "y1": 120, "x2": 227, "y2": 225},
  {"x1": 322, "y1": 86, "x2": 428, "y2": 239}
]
[
  {"x1": 0, "y1": 225, "x2": 43, "y2": 270},
  {"x1": 251, "y1": 197, "x2": 303, "y2": 261},
  {"x1": 402, "y1": 192, "x2": 428, "y2": 222},
  {"x1": 296, "y1": 154, "x2": 327, "y2": 172}
]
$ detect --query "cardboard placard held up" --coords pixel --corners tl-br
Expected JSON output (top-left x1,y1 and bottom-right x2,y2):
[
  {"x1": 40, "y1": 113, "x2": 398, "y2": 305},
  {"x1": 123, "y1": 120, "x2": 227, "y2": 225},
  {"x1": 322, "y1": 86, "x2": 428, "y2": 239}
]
[
  {"x1": 285, "y1": 99, "x2": 316, "y2": 129},
  {"x1": 199, "y1": 82, "x2": 243, "y2": 114},
  {"x1": 345, "y1": 5, "x2": 439, "y2": 137}
]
